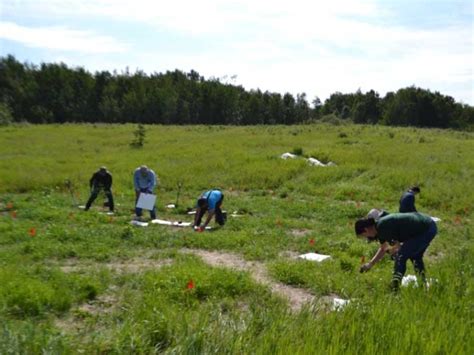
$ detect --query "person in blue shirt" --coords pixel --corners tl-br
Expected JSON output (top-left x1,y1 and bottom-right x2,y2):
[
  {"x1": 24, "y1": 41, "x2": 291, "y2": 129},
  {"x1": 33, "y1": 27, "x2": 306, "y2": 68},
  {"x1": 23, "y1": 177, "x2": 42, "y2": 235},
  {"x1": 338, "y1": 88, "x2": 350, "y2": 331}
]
[
  {"x1": 399, "y1": 186, "x2": 420, "y2": 212},
  {"x1": 133, "y1": 165, "x2": 157, "y2": 220},
  {"x1": 193, "y1": 189, "x2": 226, "y2": 231}
]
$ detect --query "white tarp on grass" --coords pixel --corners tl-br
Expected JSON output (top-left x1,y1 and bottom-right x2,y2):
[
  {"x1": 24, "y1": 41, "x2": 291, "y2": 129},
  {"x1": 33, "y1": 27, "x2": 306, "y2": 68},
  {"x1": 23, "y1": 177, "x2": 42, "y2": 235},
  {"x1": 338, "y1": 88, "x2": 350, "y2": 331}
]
[
  {"x1": 307, "y1": 157, "x2": 336, "y2": 167},
  {"x1": 332, "y1": 297, "x2": 351, "y2": 311},
  {"x1": 280, "y1": 152, "x2": 297, "y2": 159},
  {"x1": 402, "y1": 274, "x2": 437, "y2": 288},
  {"x1": 298, "y1": 253, "x2": 331, "y2": 262},
  {"x1": 151, "y1": 219, "x2": 191, "y2": 227},
  {"x1": 130, "y1": 220, "x2": 149, "y2": 227},
  {"x1": 280, "y1": 152, "x2": 336, "y2": 167},
  {"x1": 151, "y1": 219, "x2": 212, "y2": 230}
]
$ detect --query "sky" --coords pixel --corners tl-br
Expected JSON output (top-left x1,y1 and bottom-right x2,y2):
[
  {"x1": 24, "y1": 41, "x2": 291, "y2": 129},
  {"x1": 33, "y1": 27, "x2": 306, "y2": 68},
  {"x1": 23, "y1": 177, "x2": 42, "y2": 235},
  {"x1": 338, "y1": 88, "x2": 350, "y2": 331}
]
[{"x1": 1, "y1": 0, "x2": 473, "y2": 105}]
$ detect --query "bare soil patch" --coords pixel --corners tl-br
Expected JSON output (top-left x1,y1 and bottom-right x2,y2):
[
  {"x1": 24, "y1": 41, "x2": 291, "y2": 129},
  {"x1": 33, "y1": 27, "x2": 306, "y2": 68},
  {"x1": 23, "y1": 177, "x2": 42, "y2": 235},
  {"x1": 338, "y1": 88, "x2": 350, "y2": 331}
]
[
  {"x1": 58, "y1": 258, "x2": 174, "y2": 274},
  {"x1": 181, "y1": 248, "x2": 315, "y2": 312},
  {"x1": 289, "y1": 228, "x2": 312, "y2": 237}
]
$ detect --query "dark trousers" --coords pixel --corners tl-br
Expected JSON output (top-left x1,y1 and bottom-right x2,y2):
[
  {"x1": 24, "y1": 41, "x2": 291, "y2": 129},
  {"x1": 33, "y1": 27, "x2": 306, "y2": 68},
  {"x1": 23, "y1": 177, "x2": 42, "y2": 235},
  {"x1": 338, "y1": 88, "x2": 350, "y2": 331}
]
[
  {"x1": 135, "y1": 189, "x2": 156, "y2": 219},
  {"x1": 392, "y1": 221, "x2": 437, "y2": 287},
  {"x1": 195, "y1": 196, "x2": 225, "y2": 226},
  {"x1": 85, "y1": 186, "x2": 114, "y2": 211}
]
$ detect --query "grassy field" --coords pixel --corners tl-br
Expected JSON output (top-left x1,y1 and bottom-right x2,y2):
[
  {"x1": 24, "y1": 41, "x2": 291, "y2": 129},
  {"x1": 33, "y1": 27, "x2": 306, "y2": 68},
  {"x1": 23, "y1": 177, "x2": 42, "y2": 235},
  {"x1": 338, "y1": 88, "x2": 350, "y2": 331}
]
[{"x1": 0, "y1": 123, "x2": 473, "y2": 354}]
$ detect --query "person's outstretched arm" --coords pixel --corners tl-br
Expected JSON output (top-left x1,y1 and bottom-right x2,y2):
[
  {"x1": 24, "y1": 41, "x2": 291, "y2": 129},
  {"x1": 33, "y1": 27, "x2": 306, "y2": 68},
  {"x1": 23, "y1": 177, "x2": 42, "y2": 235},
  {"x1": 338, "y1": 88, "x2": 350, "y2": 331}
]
[
  {"x1": 201, "y1": 209, "x2": 215, "y2": 229},
  {"x1": 360, "y1": 242, "x2": 389, "y2": 272}
]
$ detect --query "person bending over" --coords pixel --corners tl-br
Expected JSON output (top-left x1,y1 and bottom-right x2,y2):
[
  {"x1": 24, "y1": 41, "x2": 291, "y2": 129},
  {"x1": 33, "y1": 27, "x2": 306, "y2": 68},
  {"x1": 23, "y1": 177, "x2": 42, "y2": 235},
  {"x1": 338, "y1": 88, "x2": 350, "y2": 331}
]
[
  {"x1": 355, "y1": 212, "x2": 437, "y2": 291},
  {"x1": 85, "y1": 166, "x2": 114, "y2": 212},
  {"x1": 193, "y1": 189, "x2": 226, "y2": 231}
]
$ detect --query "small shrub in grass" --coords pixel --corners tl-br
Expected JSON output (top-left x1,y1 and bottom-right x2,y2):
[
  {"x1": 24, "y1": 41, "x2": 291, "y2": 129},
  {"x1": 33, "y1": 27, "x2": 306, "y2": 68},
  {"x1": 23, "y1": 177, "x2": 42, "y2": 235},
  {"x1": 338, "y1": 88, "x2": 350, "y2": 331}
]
[
  {"x1": 338, "y1": 257, "x2": 354, "y2": 272},
  {"x1": 338, "y1": 131, "x2": 348, "y2": 138},
  {"x1": 130, "y1": 123, "x2": 146, "y2": 148},
  {"x1": 291, "y1": 147, "x2": 304, "y2": 156},
  {"x1": 121, "y1": 226, "x2": 135, "y2": 240},
  {"x1": 81, "y1": 284, "x2": 98, "y2": 301}
]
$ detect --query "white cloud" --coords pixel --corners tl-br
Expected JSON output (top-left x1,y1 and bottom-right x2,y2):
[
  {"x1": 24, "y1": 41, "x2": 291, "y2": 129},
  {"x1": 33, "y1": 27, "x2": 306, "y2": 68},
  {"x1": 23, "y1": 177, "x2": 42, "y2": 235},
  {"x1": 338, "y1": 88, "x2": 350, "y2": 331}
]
[
  {"x1": 0, "y1": 22, "x2": 128, "y2": 54},
  {"x1": 1, "y1": 0, "x2": 472, "y2": 104}
]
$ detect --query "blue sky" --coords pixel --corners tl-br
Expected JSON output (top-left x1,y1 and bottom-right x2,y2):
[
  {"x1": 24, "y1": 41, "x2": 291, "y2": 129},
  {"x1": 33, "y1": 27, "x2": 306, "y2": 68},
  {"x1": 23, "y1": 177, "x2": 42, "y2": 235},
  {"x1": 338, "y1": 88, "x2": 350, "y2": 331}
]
[{"x1": 1, "y1": 0, "x2": 473, "y2": 105}]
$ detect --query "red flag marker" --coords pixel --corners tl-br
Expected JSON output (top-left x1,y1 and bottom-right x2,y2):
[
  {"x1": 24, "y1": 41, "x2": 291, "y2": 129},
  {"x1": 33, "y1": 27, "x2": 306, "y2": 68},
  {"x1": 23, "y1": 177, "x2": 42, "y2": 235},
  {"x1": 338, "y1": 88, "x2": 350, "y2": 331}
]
[
  {"x1": 10, "y1": 211, "x2": 17, "y2": 219},
  {"x1": 309, "y1": 238, "x2": 315, "y2": 246},
  {"x1": 186, "y1": 279, "x2": 195, "y2": 290},
  {"x1": 454, "y1": 216, "x2": 461, "y2": 224},
  {"x1": 6, "y1": 202, "x2": 13, "y2": 209},
  {"x1": 29, "y1": 227, "x2": 36, "y2": 237}
]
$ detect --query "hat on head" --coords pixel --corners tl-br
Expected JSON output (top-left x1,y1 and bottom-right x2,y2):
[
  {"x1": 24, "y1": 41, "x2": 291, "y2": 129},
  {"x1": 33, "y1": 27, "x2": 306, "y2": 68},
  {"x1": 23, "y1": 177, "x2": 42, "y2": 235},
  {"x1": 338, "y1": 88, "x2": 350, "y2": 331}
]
[
  {"x1": 410, "y1": 186, "x2": 420, "y2": 193},
  {"x1": 367, "y1": 208, "x2": 383, "y2": 221}
]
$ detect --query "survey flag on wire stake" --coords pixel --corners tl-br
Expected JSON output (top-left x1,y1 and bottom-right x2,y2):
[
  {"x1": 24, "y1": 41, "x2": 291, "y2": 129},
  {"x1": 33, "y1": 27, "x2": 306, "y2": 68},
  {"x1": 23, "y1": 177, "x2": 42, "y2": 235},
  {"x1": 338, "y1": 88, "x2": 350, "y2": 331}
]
[{"x1": 136, "y1": 193, "x2": 156, "y2": 211}]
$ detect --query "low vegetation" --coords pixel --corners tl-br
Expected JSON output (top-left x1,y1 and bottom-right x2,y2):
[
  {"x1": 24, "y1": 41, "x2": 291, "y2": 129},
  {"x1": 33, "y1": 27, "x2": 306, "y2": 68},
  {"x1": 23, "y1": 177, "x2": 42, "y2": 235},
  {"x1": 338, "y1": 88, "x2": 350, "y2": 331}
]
[{"x1": 0, "y1": 123, "x2": 472, "y2": 353}]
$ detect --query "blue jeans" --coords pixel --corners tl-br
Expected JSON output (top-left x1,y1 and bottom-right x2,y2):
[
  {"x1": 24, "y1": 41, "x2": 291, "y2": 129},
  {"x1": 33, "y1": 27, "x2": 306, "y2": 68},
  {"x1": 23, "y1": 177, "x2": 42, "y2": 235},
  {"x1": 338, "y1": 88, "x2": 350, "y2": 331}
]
[
  {"x1": 392, "y1": 221, "x2": 437, "y2": 285},
  {"x1": 135, "y1": 189, "x2": 156, "y2": 219}
]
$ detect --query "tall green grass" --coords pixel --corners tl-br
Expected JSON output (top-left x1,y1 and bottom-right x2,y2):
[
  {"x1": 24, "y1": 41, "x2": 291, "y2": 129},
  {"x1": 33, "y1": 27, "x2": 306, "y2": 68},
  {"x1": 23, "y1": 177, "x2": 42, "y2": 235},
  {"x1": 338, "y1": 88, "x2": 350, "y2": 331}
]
[{"x1": 0, "y1": 123, "x2": 473, "y2": 353}]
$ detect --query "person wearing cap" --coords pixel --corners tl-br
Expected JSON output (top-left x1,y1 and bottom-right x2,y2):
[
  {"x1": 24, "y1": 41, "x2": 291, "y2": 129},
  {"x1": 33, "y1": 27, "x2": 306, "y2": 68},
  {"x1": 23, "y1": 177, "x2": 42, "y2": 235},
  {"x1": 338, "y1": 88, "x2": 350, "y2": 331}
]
[
  {"x1": 367, "y1": 208, "x2": 390, "y2": 221},
  {"x1": 193, "y1": 189, "x2": 226, "y2": 231},
  {"x1": 133, "y1": 165, "x2": 157, "y2": 220},
  {"x1": 355, "y1": 212, "x2": 437, "y2": 291},
  {"x1": 399, "y1": 186, "x2": 420, "y2": 213},
  {"x1": 85, "y1": 167, "x2": 114, "y2": 212}
]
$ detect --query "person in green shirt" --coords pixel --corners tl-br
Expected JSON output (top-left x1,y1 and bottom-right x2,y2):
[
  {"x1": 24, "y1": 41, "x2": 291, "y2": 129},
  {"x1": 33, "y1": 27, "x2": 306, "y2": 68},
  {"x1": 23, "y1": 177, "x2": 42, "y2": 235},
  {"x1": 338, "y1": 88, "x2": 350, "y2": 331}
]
[{"x1": 355, "y1": 212, "x2": 437, "y2": 290}]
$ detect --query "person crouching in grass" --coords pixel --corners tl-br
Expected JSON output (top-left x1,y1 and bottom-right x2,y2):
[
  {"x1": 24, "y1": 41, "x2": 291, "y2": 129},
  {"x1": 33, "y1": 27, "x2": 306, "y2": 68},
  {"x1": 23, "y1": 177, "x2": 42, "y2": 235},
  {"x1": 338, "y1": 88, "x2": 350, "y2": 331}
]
[
  {"x1": 193, "y1": 189, "x2": 226, "y2": 232},
  {"x1": 355, "y1": 212, "x2": 437, "y2": 291}
]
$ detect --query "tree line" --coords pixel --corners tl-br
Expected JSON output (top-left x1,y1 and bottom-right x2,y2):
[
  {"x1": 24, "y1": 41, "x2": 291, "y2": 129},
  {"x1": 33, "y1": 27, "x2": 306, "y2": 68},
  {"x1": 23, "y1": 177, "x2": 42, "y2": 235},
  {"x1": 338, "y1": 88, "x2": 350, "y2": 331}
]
[{"x1": 1, "y1": 55, "x2": 472, "y2": 129}]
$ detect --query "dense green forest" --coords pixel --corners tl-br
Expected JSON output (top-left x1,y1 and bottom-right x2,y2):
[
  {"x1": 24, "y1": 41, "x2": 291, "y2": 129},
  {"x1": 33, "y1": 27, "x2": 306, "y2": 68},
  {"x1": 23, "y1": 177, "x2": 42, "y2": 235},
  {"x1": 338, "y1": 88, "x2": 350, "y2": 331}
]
[{"x1": 1, "y1": 55, "x2": 473, "y2": 128}]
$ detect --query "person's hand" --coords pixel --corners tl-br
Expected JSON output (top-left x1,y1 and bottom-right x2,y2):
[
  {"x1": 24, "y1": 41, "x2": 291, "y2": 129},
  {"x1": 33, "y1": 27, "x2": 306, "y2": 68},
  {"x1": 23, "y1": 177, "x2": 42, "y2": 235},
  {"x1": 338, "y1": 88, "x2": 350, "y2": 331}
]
[{"x1": 360, "y1": 262, "x2": 372, "y2": 273}]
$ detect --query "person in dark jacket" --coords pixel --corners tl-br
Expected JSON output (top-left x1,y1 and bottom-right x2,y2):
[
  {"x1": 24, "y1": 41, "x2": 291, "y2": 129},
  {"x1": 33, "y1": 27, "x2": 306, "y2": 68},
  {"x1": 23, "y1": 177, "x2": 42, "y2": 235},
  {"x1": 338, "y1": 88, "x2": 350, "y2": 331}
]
[
  {"x1": 355, "y1": 212, "x2": 437, "y2": 291},
  {"x1": 193, "y1": 189, "x2": 226, "y2": 231},
  {"x1": 399, "y1": 186, "x2": 420, "y2": 212},
  {"x1": 85, "y1": 167, "x2": 114, "y2": 212}
]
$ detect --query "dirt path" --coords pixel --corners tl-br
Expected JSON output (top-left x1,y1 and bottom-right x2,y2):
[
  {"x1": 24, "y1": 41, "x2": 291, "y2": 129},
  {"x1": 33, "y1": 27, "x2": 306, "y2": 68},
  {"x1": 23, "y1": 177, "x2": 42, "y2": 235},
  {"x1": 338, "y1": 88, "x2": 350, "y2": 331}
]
[
  {"x1": 181, "y1": 248, "x2": 315, "y2": 312},
  {"x1": 58, "y1": 258, "x2": 174, "y2": 274}
]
